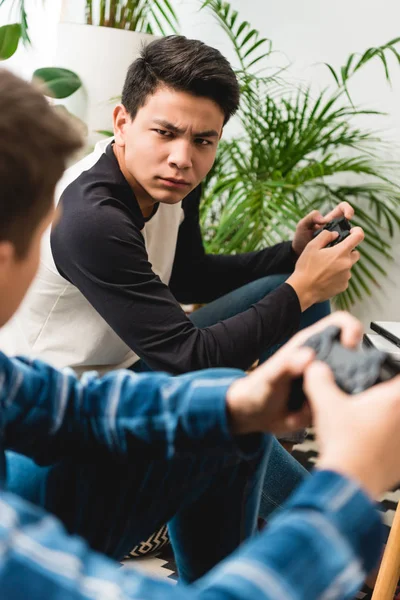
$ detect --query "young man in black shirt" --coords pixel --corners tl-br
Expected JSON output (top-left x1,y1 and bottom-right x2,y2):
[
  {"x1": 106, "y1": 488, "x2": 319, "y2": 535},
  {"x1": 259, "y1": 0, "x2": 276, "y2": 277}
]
[{"x1": 1, "y1": 36, "x2": 364, "y2": 521}]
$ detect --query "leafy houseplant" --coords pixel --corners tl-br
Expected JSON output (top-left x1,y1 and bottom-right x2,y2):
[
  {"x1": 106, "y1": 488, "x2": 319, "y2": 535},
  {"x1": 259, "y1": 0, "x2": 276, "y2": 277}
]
[
  {"x1": 0, "y1": 0, "x2": 178, "y2": 60},
  {"x1": 200, "y1": 0, "x2": 400, "y2": 309},
  {"x1": 84, "y1": 0, "x2": 178, "y2": 35},
  {"x1": 0, "y1": 0, "x2": 82, "y2": 101},
  {"x1": 0, "y1": 0, "x2": 179, "y2": 95},
  {"x1": 0, "y1": 0, "x2": 28, "y2": 59}
]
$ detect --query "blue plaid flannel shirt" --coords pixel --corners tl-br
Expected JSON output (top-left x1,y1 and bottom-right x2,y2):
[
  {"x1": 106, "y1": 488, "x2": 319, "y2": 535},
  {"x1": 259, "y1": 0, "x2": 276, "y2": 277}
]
[{"x1": 0, "y1": 352, "x2": 383, "y2": 599}]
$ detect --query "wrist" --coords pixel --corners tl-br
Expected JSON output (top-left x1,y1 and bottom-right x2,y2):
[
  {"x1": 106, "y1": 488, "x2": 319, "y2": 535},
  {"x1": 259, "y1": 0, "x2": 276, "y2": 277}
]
[
  {"x1": 317, "y1": 457, "x2": 382, "y2": 500},
  {"x1": 286, "y1": 273, "x2": 315, "y2": 311},
  {"x1": 291, "y1": 241, "x2": 301, "y2": 257},
  {"x1": 226, "y1": 379, "x2": 262, "y2": 436}
]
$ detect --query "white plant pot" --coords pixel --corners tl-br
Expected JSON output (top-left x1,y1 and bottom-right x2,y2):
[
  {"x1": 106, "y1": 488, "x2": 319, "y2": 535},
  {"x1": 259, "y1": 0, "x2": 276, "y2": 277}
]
[{"x1": 54, "y1": 23, "x2": 156, "y2": 145}]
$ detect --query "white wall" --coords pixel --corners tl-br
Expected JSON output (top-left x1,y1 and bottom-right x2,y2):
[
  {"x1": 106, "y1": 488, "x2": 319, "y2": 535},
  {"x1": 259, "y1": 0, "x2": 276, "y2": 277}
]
[{"x1": 2, "y1": 0, "x2": 400, "y2": 327}]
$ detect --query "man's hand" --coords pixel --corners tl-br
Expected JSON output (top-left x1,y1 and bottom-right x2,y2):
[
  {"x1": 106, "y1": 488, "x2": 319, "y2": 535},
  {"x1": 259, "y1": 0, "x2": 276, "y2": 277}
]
[
  {"x1": 292, "y1": 201, "x2": 354, "y2": 256},
  {"x1": 226, "y1": 312, "x2": 363, "y2": 437},
  {"x1": 305, "y1": 362, "x2": 400, "y2": 499},
  {"x1": 285, "y1": 225, "x2": 364, "y2": 311}
]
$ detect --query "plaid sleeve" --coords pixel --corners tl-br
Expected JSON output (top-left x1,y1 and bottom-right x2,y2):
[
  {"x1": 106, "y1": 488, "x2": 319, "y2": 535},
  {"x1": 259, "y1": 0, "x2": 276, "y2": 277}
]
[
  {"x1": 0, "y1": 470, "x2": 382, "y2": 600},
  {"x1": 1, "y1": 352, "x2": 262, "y2": 464}
]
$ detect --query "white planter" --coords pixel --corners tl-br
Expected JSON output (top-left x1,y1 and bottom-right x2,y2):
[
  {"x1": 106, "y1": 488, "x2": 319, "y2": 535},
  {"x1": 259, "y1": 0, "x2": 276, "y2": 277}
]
[{"x1": 54, "y1": 23, "x2": 156, "y2": 145}]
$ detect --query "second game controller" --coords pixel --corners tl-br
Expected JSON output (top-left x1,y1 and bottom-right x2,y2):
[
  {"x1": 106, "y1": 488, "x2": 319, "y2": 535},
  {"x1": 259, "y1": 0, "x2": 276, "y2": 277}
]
[
  {"x1": 287, "y1": 325, "x2": 399, "y2": 412},
  {"x1": 312, "y1": 216, "x2": 351, "y2": 247}
]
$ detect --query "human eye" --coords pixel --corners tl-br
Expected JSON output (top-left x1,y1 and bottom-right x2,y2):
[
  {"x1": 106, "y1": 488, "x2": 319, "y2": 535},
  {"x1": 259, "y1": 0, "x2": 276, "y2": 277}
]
[
  {"x1": 152, "y1": 129, "x2": 173, "y2": 138},
  {"x1": 195, "y1": 138, "x2": 213, "y2": 146}
]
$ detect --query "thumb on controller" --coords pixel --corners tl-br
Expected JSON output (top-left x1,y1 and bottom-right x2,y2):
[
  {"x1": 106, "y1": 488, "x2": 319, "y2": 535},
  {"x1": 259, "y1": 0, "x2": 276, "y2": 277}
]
[{"x1": 304, "y1": 361, "x2": 346, "y2": 414}]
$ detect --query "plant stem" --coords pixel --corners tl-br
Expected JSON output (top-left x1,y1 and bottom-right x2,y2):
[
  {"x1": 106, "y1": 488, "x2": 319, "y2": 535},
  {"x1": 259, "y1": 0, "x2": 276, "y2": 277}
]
[
  {"x1": 85, "y1": 0, "x2": 93, "y2": 25},
  {"x1": 99, "y1": 0, "x2": 106, "y2": 26},
  {"x1": 108, "y1": 0, "x2": 118, "y2": 28},
  {"x1": 119, "y1": 2, "x2": 127, "y2": 29}
]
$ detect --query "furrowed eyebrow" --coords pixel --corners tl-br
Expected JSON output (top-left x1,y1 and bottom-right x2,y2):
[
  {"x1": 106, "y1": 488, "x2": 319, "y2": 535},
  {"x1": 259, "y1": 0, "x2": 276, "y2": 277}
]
[
  {"x1": 194, "y1": 129, "x2": 219, "y2": 138},
  {"x1": 152, "y1": 119, "x2": 219, "y2": 138}
]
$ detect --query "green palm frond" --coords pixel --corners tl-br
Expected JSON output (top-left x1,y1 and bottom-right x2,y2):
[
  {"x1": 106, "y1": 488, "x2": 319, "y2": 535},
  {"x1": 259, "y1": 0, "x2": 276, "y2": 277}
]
[
  {"x1": 201, "y1": 0, "x2": 272, "y2": 72},
  {"x1": 326, "y1": 37, "x2": 400, "y2": 89},
  {"x1": 86, "y1": 0, "x2": 178, "y2": 34},
  {"x1": 200, "y1": 9, "x2": 400, "y2": 307}
]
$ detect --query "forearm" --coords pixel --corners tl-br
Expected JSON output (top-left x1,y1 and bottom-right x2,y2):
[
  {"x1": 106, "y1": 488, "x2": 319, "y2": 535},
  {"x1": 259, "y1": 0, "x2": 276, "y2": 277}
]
[
  {"x1": 171, "y1": 242, "x2": 297, "y2": 304},
  {"x1": 134, "y1": 283, "x2": 301, "y2": 374},
  {"x1": 2, "y1": 353, "x2": 261, "y2": 464}
]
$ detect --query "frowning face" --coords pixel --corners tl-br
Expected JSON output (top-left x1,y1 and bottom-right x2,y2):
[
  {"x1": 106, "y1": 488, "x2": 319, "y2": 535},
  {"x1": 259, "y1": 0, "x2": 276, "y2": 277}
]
[{"x1": 113, "y1": 85, "x2": 224, "y2": 216}]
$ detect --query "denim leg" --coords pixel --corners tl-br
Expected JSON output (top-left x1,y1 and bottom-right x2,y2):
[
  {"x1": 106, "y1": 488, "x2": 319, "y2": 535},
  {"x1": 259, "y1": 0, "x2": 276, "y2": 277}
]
[
  {"x1": 189, "y1": 274, "x2": 294, "y2": 327},
  {"x1": 259, "y1": 437, "x2": 308, "y2": 518},
  {"x1": 5, "y1": 451, "x2": 50, "y2": 506},
  {"x1": 189, "y1": 274, "x2": 330, "y2": 362},
  {"x1": 169, "y1": 436, "x2": 271, "y2": 582},
  {"x1": 5, "y1": 436, "x2": 270, "y2": 583}
]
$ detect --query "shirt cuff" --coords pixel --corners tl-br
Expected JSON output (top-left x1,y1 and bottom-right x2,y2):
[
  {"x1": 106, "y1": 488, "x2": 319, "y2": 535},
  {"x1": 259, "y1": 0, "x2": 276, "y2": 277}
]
[
  {"x1": 184, "y1": 368, "x2": 265, "y2": 460},
  {"x1": 285, "y1": 469, "x2": 384, "y2": 575},
  {"x1": 279, "y1": 240, "x2": 299, "y2": 271},
  {"x1": 269, "y1": 282, "x2": 302, "y2": 337}
]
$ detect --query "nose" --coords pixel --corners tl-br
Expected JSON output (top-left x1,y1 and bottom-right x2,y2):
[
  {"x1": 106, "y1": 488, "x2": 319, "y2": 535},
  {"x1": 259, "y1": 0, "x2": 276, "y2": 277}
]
[{"x1": 168, "y1": 139, "x2": 193, "y2": 170}]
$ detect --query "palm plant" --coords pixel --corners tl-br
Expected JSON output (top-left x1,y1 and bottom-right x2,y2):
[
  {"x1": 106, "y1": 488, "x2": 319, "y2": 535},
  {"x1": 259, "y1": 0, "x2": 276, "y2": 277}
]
[
  {"x1": 84, "y1": 0, "x2": 178, "y2": 35},
  {"x1": 200, "y1": 0, "x2": 400, "y2": 309}
]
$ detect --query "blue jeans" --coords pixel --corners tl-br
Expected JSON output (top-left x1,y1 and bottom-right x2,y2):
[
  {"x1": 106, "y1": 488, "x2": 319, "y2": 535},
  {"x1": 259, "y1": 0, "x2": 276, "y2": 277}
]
[
  {"x1": 134, "y1": 274, "x2": 330, "y2": 519},
  {"x1": 6, "y1": 437, "x2": 271, "y2": 583}
]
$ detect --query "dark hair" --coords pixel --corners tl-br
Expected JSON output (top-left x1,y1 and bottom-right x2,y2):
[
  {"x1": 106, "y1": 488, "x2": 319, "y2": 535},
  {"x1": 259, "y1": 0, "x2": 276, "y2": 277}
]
[
  {"x1": 121, "y1": 35, "x2": 240, "y2": 124},
  {"x1": 0, "y1": 69, "x2": 82, "y2": 258}
]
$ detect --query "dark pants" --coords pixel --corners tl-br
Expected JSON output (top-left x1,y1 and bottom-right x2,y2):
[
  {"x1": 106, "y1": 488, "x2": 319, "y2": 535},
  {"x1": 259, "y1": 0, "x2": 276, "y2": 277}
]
[{"x1": 6, "y1": 437, "x2": 270, "y2": 583}]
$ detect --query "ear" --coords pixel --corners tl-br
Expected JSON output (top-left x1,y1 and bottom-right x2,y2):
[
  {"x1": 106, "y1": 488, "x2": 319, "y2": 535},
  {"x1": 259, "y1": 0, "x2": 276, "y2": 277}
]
[
  {"x1": 113, "y1": 104, "x2": 130, "y2": 147},
  {"x1": 0, "y1": 241, "x2": 16, "y2": 278}
]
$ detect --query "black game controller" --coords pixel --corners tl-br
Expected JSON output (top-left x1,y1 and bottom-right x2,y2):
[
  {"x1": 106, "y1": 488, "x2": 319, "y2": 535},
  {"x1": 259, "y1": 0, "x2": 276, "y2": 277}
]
[
  {"x1": 313, "y1": 216, "x2": 352, "y2": 247},
  {"x1": 287, "y1": 325, "x2": 400, "y2": 412}
]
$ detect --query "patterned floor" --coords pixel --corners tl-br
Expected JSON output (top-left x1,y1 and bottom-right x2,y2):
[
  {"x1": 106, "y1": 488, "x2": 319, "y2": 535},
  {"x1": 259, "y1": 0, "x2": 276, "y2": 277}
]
[{"x1": 122, "y1": 431, "x2": 400, "y2": 598}]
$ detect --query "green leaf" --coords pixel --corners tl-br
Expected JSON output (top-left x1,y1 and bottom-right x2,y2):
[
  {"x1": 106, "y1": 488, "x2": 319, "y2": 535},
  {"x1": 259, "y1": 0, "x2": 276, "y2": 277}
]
[
  {"x1": 201, "y1": 0, "x2": 272, "y2": 73},
  {"x1": 86, "y1": 0, "x2": 179, "y2": 34},
  {"x1": 32, "y1": 68, "x2": 82, "y2": 99},
  {"x1": 324, "y1": 63, "x2": 340, "y2": 86},
  {"x1": 0, "y1": 23, "x2": 21, "y2": 60},
  {"x1": 96, "y1": 130, "x2": 114, "y2": 137}
]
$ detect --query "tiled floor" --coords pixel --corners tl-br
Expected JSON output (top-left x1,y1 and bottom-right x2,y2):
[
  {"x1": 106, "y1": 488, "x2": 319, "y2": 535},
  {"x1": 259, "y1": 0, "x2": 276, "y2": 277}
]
[{"x1": 122, "y1": 550, "x2": 177, "y2": 583}]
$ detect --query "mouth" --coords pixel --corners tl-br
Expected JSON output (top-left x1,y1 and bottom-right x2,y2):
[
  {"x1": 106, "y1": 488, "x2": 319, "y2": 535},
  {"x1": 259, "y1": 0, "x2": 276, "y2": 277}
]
[{"x1": 158, "y1": 177, "x2": 191, "y2": 188}]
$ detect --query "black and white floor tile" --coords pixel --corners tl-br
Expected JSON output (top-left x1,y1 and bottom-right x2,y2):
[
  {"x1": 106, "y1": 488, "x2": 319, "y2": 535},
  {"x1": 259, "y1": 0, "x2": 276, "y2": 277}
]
[{"x1": 122, "y1": 431, "x2": 400, "y2": 598}]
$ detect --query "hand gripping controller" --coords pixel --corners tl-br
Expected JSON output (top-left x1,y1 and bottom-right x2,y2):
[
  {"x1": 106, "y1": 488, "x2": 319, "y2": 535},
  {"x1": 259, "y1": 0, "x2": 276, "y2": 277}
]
[
  {"x1": 313, "y1": 216, "x2": 351, "y2": 247},
  {"x1": 288, "y1": 325, "x2": 400, "y2": 412}
]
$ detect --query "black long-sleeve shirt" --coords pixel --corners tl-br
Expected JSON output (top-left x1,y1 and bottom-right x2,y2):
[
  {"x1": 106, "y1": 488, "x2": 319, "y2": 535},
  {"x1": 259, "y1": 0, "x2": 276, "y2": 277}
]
[{"x1": 4, "y1": 140, "x2": 301, "y2": 374}]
